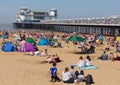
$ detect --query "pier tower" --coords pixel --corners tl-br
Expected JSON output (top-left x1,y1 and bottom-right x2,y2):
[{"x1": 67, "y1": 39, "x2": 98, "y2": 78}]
[{"x1": 49, "y1": 9, "x2": 57, "y2": 20}]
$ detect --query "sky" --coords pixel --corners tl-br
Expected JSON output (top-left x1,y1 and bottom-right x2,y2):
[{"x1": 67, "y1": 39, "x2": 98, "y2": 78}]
[{"x1": 0, "y1": 0, "x2": 120, "y2": 23}]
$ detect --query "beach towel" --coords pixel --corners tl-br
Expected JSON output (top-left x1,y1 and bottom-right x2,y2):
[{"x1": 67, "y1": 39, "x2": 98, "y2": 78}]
[
  {"x1": 71, "y1": 64, "x2": 98, "y2": 70},
  {"x1": 80, "y1": 66, "x2": 98, "y2": 70}
]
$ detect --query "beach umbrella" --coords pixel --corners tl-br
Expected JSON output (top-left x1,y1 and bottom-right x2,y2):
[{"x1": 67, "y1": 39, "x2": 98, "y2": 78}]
[
  {"x1": 66, "y1": 36, "x2": 85, "y2": 52},
  {"x1": 66, "y1": 36, "x2": 85, "y2": 42}
]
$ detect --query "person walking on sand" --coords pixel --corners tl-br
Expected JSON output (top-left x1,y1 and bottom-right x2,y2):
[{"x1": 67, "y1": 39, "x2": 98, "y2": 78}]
[
  {"x1": 20, "y1": 40, "x2": 26, "y2": 54},
  {"x1": 49, "y1": 62, "x2": 61, "y2": 82}
]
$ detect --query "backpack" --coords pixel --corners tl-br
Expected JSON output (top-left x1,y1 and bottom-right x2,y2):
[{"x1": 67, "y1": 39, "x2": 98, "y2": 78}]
[{"x1": 86, "y1": 74, "x2": 94, "y2": 84}]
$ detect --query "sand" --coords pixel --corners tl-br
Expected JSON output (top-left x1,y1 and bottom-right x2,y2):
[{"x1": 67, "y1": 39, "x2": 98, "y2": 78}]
[{"x1": 0, "y1": 32, "x2": 120, "y2": 85}]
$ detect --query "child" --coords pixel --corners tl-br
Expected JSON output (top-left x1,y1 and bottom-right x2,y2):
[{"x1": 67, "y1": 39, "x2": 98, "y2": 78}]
[
  {"x1": 49, "y1": 62, "x2": 61, "y2": 82},
  {"x1": 45, "y1": 46, "x2": 48, "y2": 56}
]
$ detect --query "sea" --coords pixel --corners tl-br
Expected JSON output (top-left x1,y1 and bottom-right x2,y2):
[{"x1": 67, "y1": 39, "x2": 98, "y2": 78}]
[
  {"x1": 0, "y1": 23, "x2": 14, "y2": 30},
  {"x1": 0, "y1": 23, "x2": 44, "y2": 32}
]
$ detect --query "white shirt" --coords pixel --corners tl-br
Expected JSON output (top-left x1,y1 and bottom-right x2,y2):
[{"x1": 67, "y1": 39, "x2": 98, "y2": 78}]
[
  {"x1": 78, "y1": 75, "x2": 84, "y2": 79},
  {"x1": 62, "y1": 71, "x2": 71, "y2": 81},
  {"x1": 78, "y1": 60, "x2": 85, "y2": 68},
  {"x1": 85, "y1": 59, "x2": 91, "y2": 66}
]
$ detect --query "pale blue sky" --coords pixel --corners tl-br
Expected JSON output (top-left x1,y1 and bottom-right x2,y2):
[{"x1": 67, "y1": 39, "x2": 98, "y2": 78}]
[{"x1": 0, "y1": 0, "x2": 120, "y2": 23}]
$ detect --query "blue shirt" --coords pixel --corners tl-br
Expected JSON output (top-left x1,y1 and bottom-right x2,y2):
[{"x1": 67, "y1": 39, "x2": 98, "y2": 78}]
[{"x1": 50, "y1": 67, "x2": 57, "y2": 77}]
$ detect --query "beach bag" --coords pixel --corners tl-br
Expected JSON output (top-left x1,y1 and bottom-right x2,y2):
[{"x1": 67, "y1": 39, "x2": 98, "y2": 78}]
[{"x1": 85, "y1": 74, "x2": 94, "y2": 84}]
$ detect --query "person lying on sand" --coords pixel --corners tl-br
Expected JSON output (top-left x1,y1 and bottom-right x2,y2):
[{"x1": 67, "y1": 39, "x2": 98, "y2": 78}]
[
  {"x1": 26, "y1": 51, "x2": 45, "y2": 56},
  {"x1": 41, "y1": 54, "x2": 63, "y2": 64}
]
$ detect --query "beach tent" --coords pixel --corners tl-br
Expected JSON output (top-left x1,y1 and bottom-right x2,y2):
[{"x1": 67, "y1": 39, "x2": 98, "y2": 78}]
[
  {"x1": 2, "y1": 42, "x2": 14, "y2": 52},
  {"x1": 26, "y1": 38, "x2": 36, "y2": 45},
  {"x1": 38, "y1": 38, "x2": 49, "y2": 46},
  {"x1": 48, "y1": 38, "x2": 56, "y2": 46},
  {"x1": 2, "y1": 35, "x2": 7, "y2": 39},
  {"x1": 19, "y1": 42, "x2": 35, "y2": 52},
  {"x1": 48, "y1": 38, "x2": 56, "y2": 43}
]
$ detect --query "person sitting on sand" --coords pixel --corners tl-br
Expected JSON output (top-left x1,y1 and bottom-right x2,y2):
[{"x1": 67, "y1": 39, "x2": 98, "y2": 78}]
[
  {"x1": 105, "y1": 43, "x2": 110, "y2": 51},
  {"x1": 41, "y1": 55, "x2": 56, "y2": 64},
  {"x1": 85, "y1": 55, "x2": 92, "y2": 66},
  {"x1": 49, "y1": 55, "x2": 57, "y2": 63},
  {"x1": 71, "y1": 56, "x2": 85, "y2": 68},
  {"x1": 48, "y1": 54, "x2": 63, "y2": 63},
  {"x1": 98, "y1": 51, "x2": 108, "y2": 60},
  {"x1": 62, "y1": 67, "x2": 75, "y2": 83},
  {"x1": 74, "y1": 55, "x2": 98, "y2": 70},
  {"x1": 54, "y1": 54, "x2": 63, "y2": 63},
  {"x1": 74, "y1": 70, "x2": 86, "y2": 83},
  {"x1": 78, "y1": 56, "x2": 85, "y2": 68},
  {"x1": 49, "y1": 62, "x2": 61, "y2": 82},
  {"x1": 116, "y1": 42, "x2": 120, "y2": 53},
  {"x1": 114, "y1": 54, "x2": 120, "y2": 61},
  {"x1": 70, "y1": 66, "x2": 79, "y2": 79},
  {"x1": 75, "y1": 70, "x2": 94, "y2": 84},
  {"x1": 109, "y1": 52, "x2": 115, "y2": 61}
]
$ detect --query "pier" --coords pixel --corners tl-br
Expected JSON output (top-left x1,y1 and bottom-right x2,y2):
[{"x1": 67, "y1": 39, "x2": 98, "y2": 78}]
[
  {"x1": 13, "y1": 7, "x2": 120, "y2": 36},
  {"x1": 13, "y1": 22, "x2": 120, "y2": 36}
]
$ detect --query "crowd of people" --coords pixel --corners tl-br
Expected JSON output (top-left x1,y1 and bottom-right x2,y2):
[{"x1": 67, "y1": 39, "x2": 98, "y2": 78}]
[
  {"x1": 98, "y1": 51, "x2": 120, "y2": 61},
  {"x1": 1, "y1": 30, "x2": 120, "y2": 85},
  {"x1": 49, "y1": 62, "x2": 94, "y2": 84}
]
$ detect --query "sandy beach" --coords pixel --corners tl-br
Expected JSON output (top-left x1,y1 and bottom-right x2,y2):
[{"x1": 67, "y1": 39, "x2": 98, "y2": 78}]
[{"x1": 0, "y1": 31, "x2": 120, "y2": 85}]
